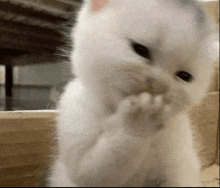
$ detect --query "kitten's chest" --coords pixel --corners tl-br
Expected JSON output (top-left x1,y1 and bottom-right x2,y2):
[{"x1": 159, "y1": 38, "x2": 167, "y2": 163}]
[
  {"x1": 125, "y1": 130, "x2": 171, "y2": 186},
  {"x1": 123, "y1": 144, "x2": 162, "y2": 187}
]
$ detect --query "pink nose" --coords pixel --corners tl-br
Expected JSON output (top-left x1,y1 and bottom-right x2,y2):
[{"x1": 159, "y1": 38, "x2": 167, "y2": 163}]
[{"x1": 146, "y1": 78, "x2": 169, "y2": 95}]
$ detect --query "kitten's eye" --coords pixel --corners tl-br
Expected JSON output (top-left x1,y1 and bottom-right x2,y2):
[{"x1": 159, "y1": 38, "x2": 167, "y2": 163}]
[
  {"x1": 131, "y1": 42, "x2": 152, "y2": 60},
  {"x1": 176, "y1": 71, "x2": 193, "y2": 82}
]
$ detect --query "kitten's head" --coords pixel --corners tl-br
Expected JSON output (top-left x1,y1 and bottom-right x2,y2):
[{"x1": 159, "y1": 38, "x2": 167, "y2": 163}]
[{"x1": 71, "y1": 0, "x2": 218, "y2": 111}]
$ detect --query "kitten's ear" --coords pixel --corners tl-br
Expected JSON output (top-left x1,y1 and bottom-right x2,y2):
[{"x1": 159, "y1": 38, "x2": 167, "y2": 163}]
[{"x1": 89, "y1": 0, "x2": 109, "y2": 12}]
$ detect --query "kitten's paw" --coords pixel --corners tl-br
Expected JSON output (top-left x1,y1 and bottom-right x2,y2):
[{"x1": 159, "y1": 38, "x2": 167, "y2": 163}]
[
  {"x1": 116, "y1": 93, "x2": 170, "y2": 136},
  {"x1": 118, "y1": 92, "x2": 169, "y2": 121},
  {"x1": 118, "y1": 95, "x2": 143, "y2": 117},
  {"x1": 140, "y1": 93, "x2": 163, "y2": 114}
]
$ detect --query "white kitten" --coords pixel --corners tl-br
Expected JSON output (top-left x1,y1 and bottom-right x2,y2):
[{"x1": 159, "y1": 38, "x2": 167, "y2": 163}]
[{"x1": 48, "y1": 0, "x2": 218, "y2": 187}]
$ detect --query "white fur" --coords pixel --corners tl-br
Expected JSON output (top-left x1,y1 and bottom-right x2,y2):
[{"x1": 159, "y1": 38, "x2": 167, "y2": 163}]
[{"x1": 48, "y1": 0, "x2": 218, "y2": 187}]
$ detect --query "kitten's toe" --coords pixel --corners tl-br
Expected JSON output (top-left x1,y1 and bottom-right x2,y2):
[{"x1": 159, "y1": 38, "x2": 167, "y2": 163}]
[
  {"x1": 119, "y1": 95, "x2": 142, "y2": 116},
  {"x1": 140, "y1": 93, "x2": 164, "y2": 112},
  {"x1": 154, "y1": 95, "x2": 163, "y2": 108},
  {"x1": 139, "y1": 92, "x2": 152, "y2": 106}
]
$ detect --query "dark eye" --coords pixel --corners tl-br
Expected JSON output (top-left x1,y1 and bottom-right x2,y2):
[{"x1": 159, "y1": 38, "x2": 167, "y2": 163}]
[
  {"x1": 131, "y1": 42, "x2": 152, "y2": 60},
  {"x1": 176, "y1": 71, "x2": 193, "y2": 82}
]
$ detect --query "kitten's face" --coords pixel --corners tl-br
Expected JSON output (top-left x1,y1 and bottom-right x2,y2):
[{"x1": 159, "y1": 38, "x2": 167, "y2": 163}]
[{"x1": 72, "y1": 0, "x2": 217, "y2": 111}]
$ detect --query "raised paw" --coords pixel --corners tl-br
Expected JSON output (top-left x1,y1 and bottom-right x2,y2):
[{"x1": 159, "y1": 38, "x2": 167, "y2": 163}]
[
  {"x1": 118, "y1": 92, "x2": 170, "y2": 122},
  {"x1": 118, "y1": 95, "x2": 142, "y2": 117},
  {"x1": 116, "y1": 92, "x2": 171, "y2": 136}
]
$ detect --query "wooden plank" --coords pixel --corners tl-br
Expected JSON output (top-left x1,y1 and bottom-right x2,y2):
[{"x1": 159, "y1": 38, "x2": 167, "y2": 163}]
[
  {"x1": 201, "y1": 165, "x2": 219, "y2": 187},
  {"x1": 38, "y1": 0, "x2": 81, "y2": 12},
  {"x1": 0, "y1": 41, "x2": 55, "y2": 54},
  {"x1": 0, "y1": 33, "x2": 61, "y2": 51},
  {"x1": 0, "y1": 130, "x2": 53, "y2": 144},
  {"x1": 201, "y1": 0, "x2": 219, "y2": 25},
  {"x1": 0, "y1": 29, "x2": 64, "y2": 47},
  {"x1": 215, "y1": 120, "x2": 219, "y2": 165},
  {"x1": 0, "y1": 142, "x2": 52, "y2": 157},
  {"x1": 208, "y1": 58, "x2": 219, "y2": 92},
  {"x1": 0, "y1": 1, "x2": 69, "y2": 24},
  {"x1": 11, "y1": 53, "x2": 66, "y2": 66},
  {"x1": 189, "y1": 92, "x2": 219, "y2": 169},
  {"x1": 0, "y1": 153, "x2": 49, "y2": 169},
  {"x1": 0, "y1": 19, "x2": 64, "y2": 41},
  {"x1": 0, "y1": 175, "x2": 39, "y2": 187},
  {"x1": 52, "y1": 0, "x2": 82, "y2": 7},
  {"x1": 0, "y1": 164, "x2": 41, "y2": 181},
  {"x1": 0, "y1": 110, "x2": 57, "y2": 119},
  {"x1": 0, "y1": 54, "x2": 67, "y2": 66},
  {"x1": 0, "y1": 119, "x2": 55, "y2": 133},
  {"x1": 0, "y1": 110, "x2": 57, "y2": 187}
]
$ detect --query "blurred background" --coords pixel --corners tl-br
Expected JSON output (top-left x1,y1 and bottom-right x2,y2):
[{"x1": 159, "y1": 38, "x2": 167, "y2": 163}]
[
  {"x1": 0, "y1": 0, "x2": 83, "y2": 111},
  {"x1": 0, "y1": 0, "x2": 218, "y2": 111}
]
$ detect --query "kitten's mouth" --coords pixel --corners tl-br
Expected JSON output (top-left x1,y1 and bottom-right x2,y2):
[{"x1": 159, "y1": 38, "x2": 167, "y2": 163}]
[
  {"x1": 116, "y1": 86, "x2": 167, "y2": 98},
  {"x1": 115, "y1": 87, "x2": 146, "y2": 98}
]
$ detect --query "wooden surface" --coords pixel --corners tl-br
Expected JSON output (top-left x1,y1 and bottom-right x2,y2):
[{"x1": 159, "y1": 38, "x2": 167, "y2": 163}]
[
  {"x1": 201, "y1": 0, "x2": 219, "y2": 25},
  {"x1": 0, "y1": 97, "x2": 219, "y2": 186},
  {"x1": 208, "y1": 59, "x2": 219, "y2": 92},
  {"x1": 202, "y1": 165, "x2": 219, "y2": 187},
  {"x1": 189, "y1": 92, "x2": 219, "y2": 169},
  {"x1": 0, "y1": 110, "x2": 57, "y2": 187},
  {"x1": 216, "y1": 124, "x2": 219, "y2": 165}
]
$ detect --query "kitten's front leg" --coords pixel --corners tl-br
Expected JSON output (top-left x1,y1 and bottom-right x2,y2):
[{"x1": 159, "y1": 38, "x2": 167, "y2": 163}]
[
  {"x1": 121, "y1": 93, "x2": 202, "y2": 187},
  {"x1": 65, "y1": 92, "x2": 166, "y2": 187},
  {"x1": 160, "y1": 153, "x2": 202, "y2": 187},
  {"x1": 118, "y1": 92, "x2": 169, "y2": 137}
]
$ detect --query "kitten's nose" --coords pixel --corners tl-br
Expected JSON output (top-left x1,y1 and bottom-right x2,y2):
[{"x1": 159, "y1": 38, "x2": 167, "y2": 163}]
[{"x1": 146, "y1": 78, "x2": 169, "y2": 95}]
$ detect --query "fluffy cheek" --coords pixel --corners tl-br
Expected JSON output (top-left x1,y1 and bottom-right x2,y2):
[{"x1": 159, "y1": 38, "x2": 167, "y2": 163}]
[
  {"x1": 185, "y1": 75, "x2": 213, "y2": 107},
  {"x1": 171, "y1": 82, "x2": 207, "y2": 113},
  {"x1": 164, "y1": 88, "x2": 190, "y2": 115},
  {"x1": 186, "y1": 88, "x2": 206, "y2": 107}
]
